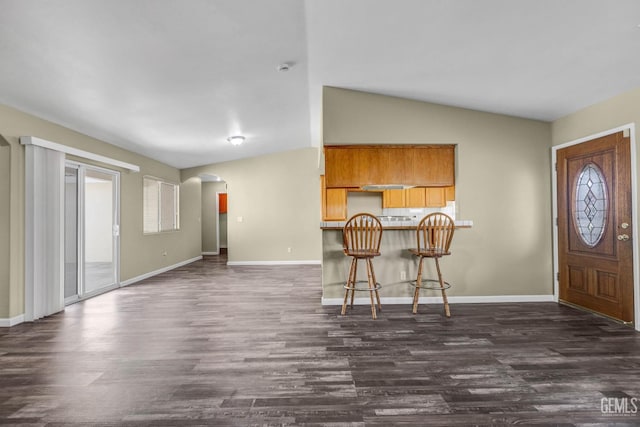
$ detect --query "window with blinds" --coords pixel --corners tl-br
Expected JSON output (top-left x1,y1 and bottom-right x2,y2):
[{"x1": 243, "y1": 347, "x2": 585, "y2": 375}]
[{"x1": 143, "y1": 176, "x2": 180, "y2": 233}]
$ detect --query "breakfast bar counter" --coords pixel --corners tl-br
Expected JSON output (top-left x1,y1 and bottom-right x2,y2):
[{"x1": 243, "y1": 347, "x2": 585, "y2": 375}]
[
  {"x1": 320, "y1": 219, "x2": 473, "y2": 305},
  {"x1": 320, "y1": 219, "x2": 473, "y2": 230}
]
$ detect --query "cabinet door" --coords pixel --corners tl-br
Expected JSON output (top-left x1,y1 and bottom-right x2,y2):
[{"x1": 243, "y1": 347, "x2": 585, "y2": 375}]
[
  {"x1": 425, "y1": 187, "x2": 446, "y2": 207},
  {"x1": 382, "y1": 189, "x2": 405, "y2": 208},
  {"x1": 357, "y1": 147, "x2": 385, "y2": 185},
  {"x1": 405, "y1": 187, "x2": 426, "y2": 207},
  {"x1": 412, "y1": 146, "x2": 455, "y2": 186},
  {"x1": 325, "y1": 147, "x2": 360, "y2": 188},
  {"x1": 386, "y1": 147, "x2": 411, "y2": 184},
  {"x1": 445, "y1": 185, "x2": 455, "y2": 202},
  {"x1": 325, "y1": 189, "x2": 347, "y2": 220}
]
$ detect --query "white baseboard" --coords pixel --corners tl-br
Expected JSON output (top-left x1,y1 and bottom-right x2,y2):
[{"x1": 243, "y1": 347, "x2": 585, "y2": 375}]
[
  {"x1": 0, "y1": 314, "x2": 25, "y2": 327},
  {"x1": 120, "y1": 256, "x2": 203, "y2": 287},
  {"x1": 321, "y1": 294, "x2": 555, "y2": 306},
  {"x1": 202, "y1": 251, "x2": 219, "y2": 255},
  {"x1": 227, "y1": 260, "x2": 322, "y2": 266}
]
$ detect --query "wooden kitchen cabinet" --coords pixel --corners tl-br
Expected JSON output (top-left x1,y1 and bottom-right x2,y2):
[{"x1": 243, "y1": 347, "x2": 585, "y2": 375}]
[
  {"x1": 325, "y1": 189, "x2": 347, "y2": 220},
  {"x1": 411, "y1": 145, "x2": 455, "y2": 186},
  {"x1": 385, "y1": 147, "x2": 412, "y2": 184},
  {"x1": 382, "y1": 186, "x2": 453, "y2": 208},
  {"x1": 382, "y1": 189, "x2": 405, "y2": 208},
  {"x1": 320, "y1": 175, "x2": 347, "y2": 220},
  {"x1": 324, "y1": 147, "x2": 362, "y2": 188},
  {"x1": 357, "y1": 147, "x2": 387, "y2": 186},
  {"x1": 445, "y1": 185, "x2": 455, "y2": 201},
  {"x1": 405, "y1": 187, "x2": 426, "y2": 207},
  {"x1": 425, "y1": 187, "x2": 446, "y2": 207},
  {"x1": 324, "y1": 145, "x2": 454, "y2": 188}
]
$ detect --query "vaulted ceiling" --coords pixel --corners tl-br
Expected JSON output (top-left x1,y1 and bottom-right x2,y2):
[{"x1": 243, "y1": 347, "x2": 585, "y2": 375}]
[{"x1": 1, "y1": 0, "x2": 640, "y2": 168}]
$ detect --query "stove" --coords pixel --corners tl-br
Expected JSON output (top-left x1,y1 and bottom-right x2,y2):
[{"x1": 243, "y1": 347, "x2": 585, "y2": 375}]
[{"x1": 377, "y1": 215, "x2": 416, "y2": 222}]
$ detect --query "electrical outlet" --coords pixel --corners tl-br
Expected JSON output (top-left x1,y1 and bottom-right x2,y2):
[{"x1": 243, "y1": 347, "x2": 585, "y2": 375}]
[
  {"x1": 162, "y1": 250, "x2": 167, "y2": 257},
  {"x1": 287, "y1": 247, "x2": 292, "y2": 253},
  {"x1": 400, "y1": 271, "x2": 407, "y2": 281}
]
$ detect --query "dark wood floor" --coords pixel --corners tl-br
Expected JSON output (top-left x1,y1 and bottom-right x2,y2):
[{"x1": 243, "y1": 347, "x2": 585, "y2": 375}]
[{"x1": 1, "y1": 255, "x2": 640, "y2": 426}]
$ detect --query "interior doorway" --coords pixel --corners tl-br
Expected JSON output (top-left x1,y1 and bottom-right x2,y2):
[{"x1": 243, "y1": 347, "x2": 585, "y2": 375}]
[
  {"x1": 553, "y1": 124, "x2": 639, "y2": 329},
  {"x1": 200, "y1": 177, "x2": 227, "y2": 256},
  {"x1": 64, "y1": 162, "x2": 120, "y2": 303},
  {"x1": 217, "y1": 192, "x2": 228, "y2": 255}
]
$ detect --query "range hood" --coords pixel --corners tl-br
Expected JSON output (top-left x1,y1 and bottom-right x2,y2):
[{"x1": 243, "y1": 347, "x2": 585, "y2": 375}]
[{"x1": 361, "y1": 184, "x2": 416, "y2": 191}]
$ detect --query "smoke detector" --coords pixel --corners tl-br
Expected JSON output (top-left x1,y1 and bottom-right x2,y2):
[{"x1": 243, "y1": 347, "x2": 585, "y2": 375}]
[{"x1": 277, "y1": 63, "x2": 292, "y2": 72}]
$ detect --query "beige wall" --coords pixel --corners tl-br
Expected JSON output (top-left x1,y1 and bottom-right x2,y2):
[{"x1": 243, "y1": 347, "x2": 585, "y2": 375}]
[
  {"x1": 201, "y1": 181, "x2": 227, "y2": 253},
  {"x1": 0, "y1": 104, "x2": 202, "y2": 319},
  {"x1": 183, "y1": 148, "x2": 322, "y2": 263},
  {"x1": 323, "y1": 87, "x2": 553, "y2": 297}
]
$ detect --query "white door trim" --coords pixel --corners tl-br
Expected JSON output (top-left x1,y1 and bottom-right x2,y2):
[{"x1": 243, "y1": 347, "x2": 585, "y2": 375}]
[
  {"x1": 551, "y1": 123, "x2": 639, "y2": 331},
  {"x1": 215, "y1": 191, "x2": 227, "y2": 253}
]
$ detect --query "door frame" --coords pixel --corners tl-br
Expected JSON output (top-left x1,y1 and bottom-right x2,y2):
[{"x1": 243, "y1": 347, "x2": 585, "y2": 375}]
[
  {"x1": 551, "y1": 123, "x2": 639, "y2": 330},
  {"x1": 215, "y1": 191, "x2": 227, "y2": 254},
  {"x1": 64, "y1": 160, "x2": 121, "y2": 304}
]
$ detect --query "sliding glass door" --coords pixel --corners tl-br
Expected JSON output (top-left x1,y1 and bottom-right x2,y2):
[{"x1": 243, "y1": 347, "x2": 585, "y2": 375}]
[{"x1": 64, "y1": 163, "x2": 120, "y2": 303}]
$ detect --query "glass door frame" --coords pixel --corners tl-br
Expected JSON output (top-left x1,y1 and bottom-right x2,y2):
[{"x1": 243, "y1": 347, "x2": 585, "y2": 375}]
[{"x1": 64, "y1": 160, "x2": 121, "y2": 304}]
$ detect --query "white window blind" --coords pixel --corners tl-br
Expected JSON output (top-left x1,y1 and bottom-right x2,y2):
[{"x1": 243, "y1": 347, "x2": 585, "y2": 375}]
[{"x1": 143, "y1": 176, "x2": 179, "y2": 233}]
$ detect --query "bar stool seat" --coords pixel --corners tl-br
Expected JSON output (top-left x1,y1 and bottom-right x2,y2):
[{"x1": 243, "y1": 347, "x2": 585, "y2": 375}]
[
  {"x1": 341, "y1": 213, "x2": 383, "y2": 319},
  {"x1": 409, "y1": 213, "x2": 455, "y2": 317}
]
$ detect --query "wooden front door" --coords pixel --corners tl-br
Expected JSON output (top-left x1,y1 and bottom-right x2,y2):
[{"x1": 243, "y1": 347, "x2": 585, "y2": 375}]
[{"x1": 557, "y1": 131, "x2": 634, "y2": 323}]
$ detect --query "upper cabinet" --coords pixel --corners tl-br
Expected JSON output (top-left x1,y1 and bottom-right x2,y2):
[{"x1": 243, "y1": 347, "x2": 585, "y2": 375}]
[
  {"x1": 382, "y1": 186, "x2": 453, "y2": 208},
  {"x1": 324, "y1": 145, "x2": 455, "y2": 188}
]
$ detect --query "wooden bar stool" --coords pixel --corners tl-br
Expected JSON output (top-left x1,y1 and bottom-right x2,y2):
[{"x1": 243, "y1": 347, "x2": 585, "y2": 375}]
[
  {"x1": 409, "y1": 213, "x2": 455, "y2": 317},
  {"x1": 341, "y1": 213, "x2": 383, "y2": 319}
]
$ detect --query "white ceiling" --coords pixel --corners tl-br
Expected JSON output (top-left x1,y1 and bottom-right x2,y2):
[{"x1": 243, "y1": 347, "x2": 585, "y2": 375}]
[{"x1": 1, "y1": 0, "x2": 640, "y2": 169}]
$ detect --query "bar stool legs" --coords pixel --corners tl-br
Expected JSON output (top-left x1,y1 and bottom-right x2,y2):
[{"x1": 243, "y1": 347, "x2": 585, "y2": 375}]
[
  {"x1": 434, "y1": 257, "x2": 451, "y2": 318},
  {"x1": 413, "y1": 255, "x2": 451, "y2": 317},
  {"x1": 342, "y1": 258, "x2": 357, "y2": 315},
  {"x1": 412, "y1": 256, "x2": 424, "y2": 314},
  {"x1": 341, "y1": 257, "x2": 382, "y2": 320},
  {"x1": 366, "y1": 258, "x2": 382, "y2": 319}
]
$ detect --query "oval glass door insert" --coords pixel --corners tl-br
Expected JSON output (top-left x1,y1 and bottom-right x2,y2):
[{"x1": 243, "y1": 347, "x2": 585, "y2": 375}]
[{"x1": 575, "y1": 163, "x2": 608, "y2": 247}]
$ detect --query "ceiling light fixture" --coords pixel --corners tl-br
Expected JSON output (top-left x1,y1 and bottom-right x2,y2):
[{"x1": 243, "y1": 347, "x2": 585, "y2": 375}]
[{"x1": 227, "y1": 135, "x2": 245, "y2": 146}]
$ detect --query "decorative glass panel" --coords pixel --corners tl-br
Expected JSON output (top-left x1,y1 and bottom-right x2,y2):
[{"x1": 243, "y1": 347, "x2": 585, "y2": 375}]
[{"x1": 575, "y1": 163, "x2": 607, "y2": 247}]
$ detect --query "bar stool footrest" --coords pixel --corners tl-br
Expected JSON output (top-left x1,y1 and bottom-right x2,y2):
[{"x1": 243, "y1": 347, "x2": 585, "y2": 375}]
[
  {"x1": 344, "y1": 280, "x2": 382, "y2": 292},
  {"x1": 411, "y1": 279, "x2": 451, "y2": 291}
]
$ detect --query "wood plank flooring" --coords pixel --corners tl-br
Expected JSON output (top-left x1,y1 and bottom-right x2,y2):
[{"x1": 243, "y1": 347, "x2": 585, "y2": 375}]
[{"x1": 1, "y1": 255, "x2": 640, "y2": 426}]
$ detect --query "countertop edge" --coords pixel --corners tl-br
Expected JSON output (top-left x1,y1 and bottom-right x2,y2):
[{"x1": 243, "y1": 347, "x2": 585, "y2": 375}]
[{"x1": 321, "y1": 220, "x2": 473, "y2": 230}]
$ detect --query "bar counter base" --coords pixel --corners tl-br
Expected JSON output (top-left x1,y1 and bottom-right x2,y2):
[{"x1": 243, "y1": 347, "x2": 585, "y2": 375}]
[{"x1": 322, "y1": 294, "x2": 555, "y2": 305}]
